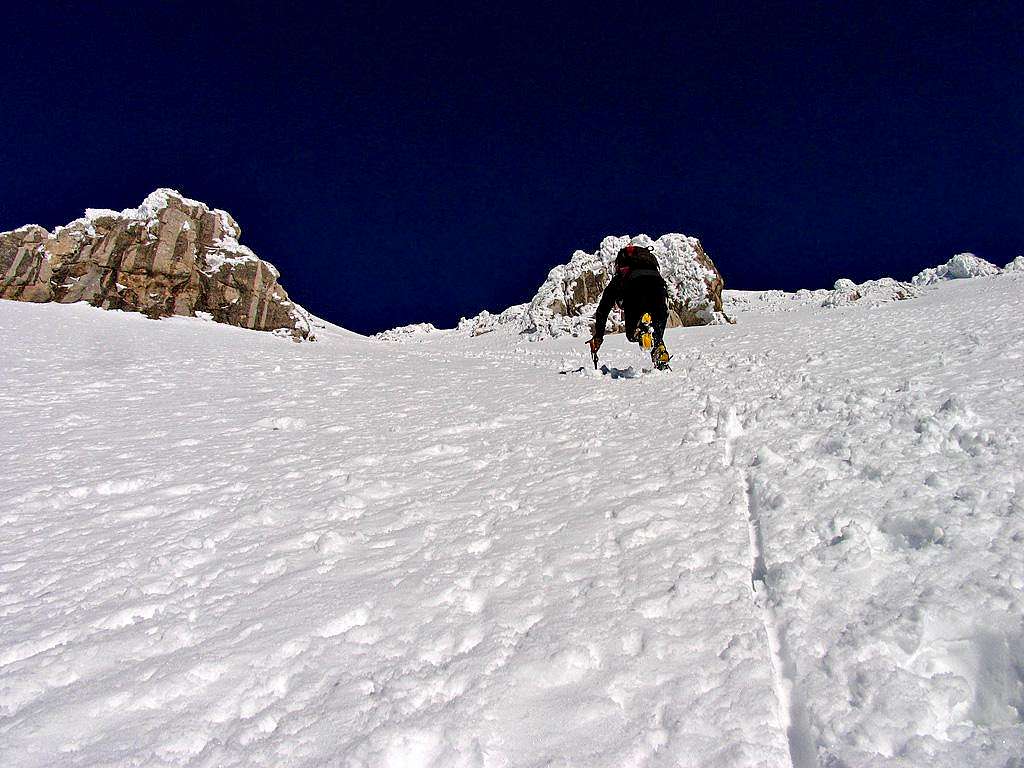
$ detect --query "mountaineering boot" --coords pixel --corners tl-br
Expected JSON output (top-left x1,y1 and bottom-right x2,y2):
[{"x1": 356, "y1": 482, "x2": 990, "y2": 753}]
[
  {"x1": 638, "y1": 313, "x2": 655, "y2": 351},
  {"x1": 652, "y1": 341, "x2": 671, "y2": 371}
]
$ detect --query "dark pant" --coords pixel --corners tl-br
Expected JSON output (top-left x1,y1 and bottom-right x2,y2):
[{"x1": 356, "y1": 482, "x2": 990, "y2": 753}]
[{"x1": 623, "y1": 301, "x2": 668, "y2": 345}]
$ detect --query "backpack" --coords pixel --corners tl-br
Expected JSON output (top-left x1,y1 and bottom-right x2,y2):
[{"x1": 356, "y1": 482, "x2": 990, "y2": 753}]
[{"x1": 614, "y1": 244, "x2": 660, "y2": 274}]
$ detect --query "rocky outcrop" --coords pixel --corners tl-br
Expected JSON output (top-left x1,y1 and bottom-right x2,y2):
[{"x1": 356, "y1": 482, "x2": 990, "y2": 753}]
[
  {"x1": 453, "y1": 233, "x2": 730, "y2": 340},
  {"x1": 0, "y1": 189, "x2": 314, "y2": 340},
  {"x1": 724, "y1": 276, "x2": 921, "y2": 315},
  {"x1": 457, "y1": 304, "x2": 529, "y2": 337},
  {"x1": 822, "y1": 277, "x2": 921, "y2": 307},
  {"x1": 912, "y1": 253, "x2": 1001, "y2": 286},
  {"x1": 1003, "y1": 255, "x2": 1024, "y2": 272},
  {"x1": 373, "y1": 322, "x2": 442, "y2": 342}
]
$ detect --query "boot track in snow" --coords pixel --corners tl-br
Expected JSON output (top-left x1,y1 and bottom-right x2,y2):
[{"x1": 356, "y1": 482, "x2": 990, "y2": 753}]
[{"x1": 722, "y1": 408, "x2": 818, "y2": 768}]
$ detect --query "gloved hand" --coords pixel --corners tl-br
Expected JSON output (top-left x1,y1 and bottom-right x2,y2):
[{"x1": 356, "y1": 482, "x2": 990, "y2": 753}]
[{"x1": 587, "y1": 337, "x2": 602, "y2": 353}]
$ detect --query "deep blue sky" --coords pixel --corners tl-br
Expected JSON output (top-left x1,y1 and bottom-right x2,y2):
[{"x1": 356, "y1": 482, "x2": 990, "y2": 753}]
[{"x1": 2, "y1": 2, "x2": 1021, "y2": 333}]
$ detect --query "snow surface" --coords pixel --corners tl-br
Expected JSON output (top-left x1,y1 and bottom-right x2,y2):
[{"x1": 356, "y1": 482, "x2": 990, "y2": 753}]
[{"x1": 2, "y1": 272, "x2": 1023, "y2": 767}]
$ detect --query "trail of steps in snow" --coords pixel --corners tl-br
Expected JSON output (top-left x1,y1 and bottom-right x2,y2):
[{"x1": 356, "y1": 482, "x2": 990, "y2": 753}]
[
  {"x1": 0, "y1": 306, "x2": 791, "y2": 768},
  {"x1": 744, "y1": 471, "x2": 818, "y2": 768},
  {"x1": 718, "y1": 401, "x2": 818, "y2": 768},
  {"x1": 8, "y1": 277, "x2": 1023, "y2": 766}
]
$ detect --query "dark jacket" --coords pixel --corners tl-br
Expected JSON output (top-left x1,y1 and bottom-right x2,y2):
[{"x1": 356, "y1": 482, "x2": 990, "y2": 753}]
[{"x1": 592, "y1": 246, "x2": 669, "y2": 341}]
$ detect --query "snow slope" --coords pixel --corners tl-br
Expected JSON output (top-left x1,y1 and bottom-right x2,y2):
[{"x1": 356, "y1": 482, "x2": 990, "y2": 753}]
[{"x1": 1, "y1": 272, "x2": 1022, "y2": 767}]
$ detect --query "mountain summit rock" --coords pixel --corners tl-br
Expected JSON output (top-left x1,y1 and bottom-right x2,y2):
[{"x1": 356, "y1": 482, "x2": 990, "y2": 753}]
[{"x1": 0, "y1": 189, "x2": 314, "y2": 340}]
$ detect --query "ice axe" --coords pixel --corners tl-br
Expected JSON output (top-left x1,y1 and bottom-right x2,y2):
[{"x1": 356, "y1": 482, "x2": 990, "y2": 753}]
[{"x1": 587, "y1": 338, "x2": 600, "y2": 369}]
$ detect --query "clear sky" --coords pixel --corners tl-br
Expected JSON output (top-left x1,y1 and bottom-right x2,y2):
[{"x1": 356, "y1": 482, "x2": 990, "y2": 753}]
[{"x1": 2, "y1": 2, "x2": 1021, "y2": 334}]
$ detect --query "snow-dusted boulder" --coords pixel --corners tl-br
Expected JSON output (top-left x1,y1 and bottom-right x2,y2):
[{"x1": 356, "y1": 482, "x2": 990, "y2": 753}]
[
  {"x1": 451, "y1": 233, "x2": 728, "y2": 340},
  {"x1": 1003, "y1": 255, "x2": 1024, "y2": 272},
  {"x1": 724, "y1": 276, "x2": 920, "y2": 315},
  {"x1": 518, "y1": 234, "x2": 729, "y2": 339},
  {"x1": 373, "y1": 322, "x2": 443, "y2": 342},
  {"x1": 457, "y1": 303, "x2": 528, "y2": 337},
  {"x1": 912, "y1": 253, "x2": 1001, "y2": 286},
  {"x1": 723, "y1": 288, "x2": 827, "y2": 314},
  {"x1": 822, "y1": 277, "x2": 921, "y2": 307},
  {"x1": 0, "y1": 189, "x2": 314, "y2": 340}
]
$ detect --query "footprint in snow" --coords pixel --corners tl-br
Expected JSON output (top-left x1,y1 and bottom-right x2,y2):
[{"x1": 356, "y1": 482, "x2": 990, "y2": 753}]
[
  {"x1": 255, "y1": 416, "x2": 307, "y2": 431},
  {"x1": 466, "y1": 538, "x2": 493, "y2": 554},
  {"x1": 414, "y1": 444, "x2": 469, "y2": 458}
]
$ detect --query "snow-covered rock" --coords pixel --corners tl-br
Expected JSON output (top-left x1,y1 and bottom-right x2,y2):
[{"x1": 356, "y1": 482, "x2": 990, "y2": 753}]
[
  {"x1": 447, "y1": 233, "x2": 728, "y2": 341},
  {"x1": 0, "y1": 189, "x2": 315, "y2": 340},
  {"x1": 457, "y1": 303, "x2": 529, "y2": 336},
  {"x1": 1003, "y1": 255, "x2": 1024, "y2": 272},
  {"x1": 517, "y1": 233, "x2": 728, "y2": 339},
  {"x1": 821, "y1": 276, "x2": 921, "y2": 307},
  {"x1": 723, "y1": 288, "x2": 824, "y2": 314},
  {"x1": 373, "y1": 322, "x2": 443, "y2": 341},
  {"x1": 912, "y1": 253, "x2": 1001, "y2": 286},
  {"x1": 724, "y1": 276, "x2": 920, "y2": 315}
]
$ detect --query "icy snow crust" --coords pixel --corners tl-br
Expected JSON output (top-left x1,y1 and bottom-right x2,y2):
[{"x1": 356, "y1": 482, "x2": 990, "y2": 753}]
[{"x1": 2, "y1": 273, "x2": 1024, "y2": 767}]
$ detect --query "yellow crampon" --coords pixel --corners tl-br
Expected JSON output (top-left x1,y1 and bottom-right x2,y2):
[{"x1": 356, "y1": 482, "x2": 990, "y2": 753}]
[
  {"x1": 639, "y1": 312, "x2": 654, "y2": 351},
  {"x1": 653, "y1": 342, "x2": 671, "y2": 368}
]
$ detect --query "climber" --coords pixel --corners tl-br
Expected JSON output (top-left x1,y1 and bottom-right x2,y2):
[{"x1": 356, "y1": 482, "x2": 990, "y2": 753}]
[{"x1": 587, "y1": 244, "x2": 672, "y2": 370}]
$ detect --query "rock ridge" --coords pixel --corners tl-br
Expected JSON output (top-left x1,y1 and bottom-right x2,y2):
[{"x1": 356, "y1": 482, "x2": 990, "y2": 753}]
[
  {"x1": 0, "y1": 189, "x2": 314, "y2": 340},
  {"x1": 376, "y1": 233, "x2": 730, "y2": 340}
]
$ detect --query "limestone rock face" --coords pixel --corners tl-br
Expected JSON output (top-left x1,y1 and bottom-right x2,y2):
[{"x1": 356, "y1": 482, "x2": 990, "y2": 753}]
[{"x1": 0, "y1": 189, "x2": 313, "y2": 340}]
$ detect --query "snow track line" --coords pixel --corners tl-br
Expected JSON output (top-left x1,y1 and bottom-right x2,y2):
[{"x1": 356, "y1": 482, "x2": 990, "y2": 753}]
[
  {"x1": 721, "y1": 410, "x2": 817, "y2": 768},
  {"x1": 742, "y1": 469, "x2": 818, "y2": 768}
]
